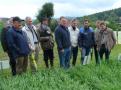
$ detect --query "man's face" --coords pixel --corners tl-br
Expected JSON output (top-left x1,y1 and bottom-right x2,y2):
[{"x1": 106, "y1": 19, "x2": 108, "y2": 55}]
[
  {"x1": 43, "y1": 20, "x2": 48, "y2": 25},
  {"x1": 9, "y1": 18, "x2": 13, "y2": 26},
  {"x1": 100, "y1": 24, "x2": 106, "y2": 31},
  {"x1": 26, "y1": 18, "x2": 32, "y2": 25},
  {"x1": 60, "y1": 18, "x2": 68, "y2": 27},
  {"x1": 72, "y1": 20, "x2": 78, "y2": 27},
  {"x1": 96, "y1": 22, "x2": 100, "y2": 29},
  {"x1": 84, "y1": 21, "x2": 89, "y2": 28},
  {"x1": 13, "y1": 21, "x2": 22, "y2": 29}
]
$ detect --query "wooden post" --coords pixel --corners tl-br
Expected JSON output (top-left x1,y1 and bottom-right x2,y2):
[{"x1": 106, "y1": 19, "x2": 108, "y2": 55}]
[{"x1": 0, "y1": 61, "x2": 3, "y2": 74}]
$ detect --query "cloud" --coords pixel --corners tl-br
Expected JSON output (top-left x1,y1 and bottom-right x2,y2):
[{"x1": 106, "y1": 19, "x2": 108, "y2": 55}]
[
  {"x1": 0, "y1": 0, "x2": 46, "y2": 19},
  {"x1": 53, "y1": 3, "x2": 98, "y2": 17},
  {"x1": 53, "y1": 0, "x2": 121, "y2": 17},
  {"x1": 0, "y1": 0, "x2": 121, "y2": 19},
  {"x1": 51, "y1": 0, "x2": 117, "y2": 8},
  {"x1": 0, "y1": 4, "x2": 39, "y2": 19},
  {"x1": 112, "y1": 0, "x2": 121, "y2": 8}
]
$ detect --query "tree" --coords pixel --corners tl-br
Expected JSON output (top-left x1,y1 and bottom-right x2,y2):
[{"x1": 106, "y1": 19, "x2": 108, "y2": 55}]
[
  {"x1": 33, "y1": 19, "x2": 40, "y2": 25},
  {"x1": 50, "y1": 19, "x2": 58, "y2": 32},
  {"x1": 37, "y1": 2, "x2": 54, "y2": 24}
]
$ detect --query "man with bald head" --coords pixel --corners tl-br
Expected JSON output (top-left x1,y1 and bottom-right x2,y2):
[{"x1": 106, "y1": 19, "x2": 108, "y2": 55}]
[{"x1": 55, "y1": 16, "x2": 71, "y2": 69}]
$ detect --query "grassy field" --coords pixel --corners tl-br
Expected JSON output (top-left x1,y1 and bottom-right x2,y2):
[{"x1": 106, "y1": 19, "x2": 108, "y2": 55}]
[
  {"x1": 0, "y1": 44, "x2": 8, "y2": 60},
  {"x1": 0, "y1": 45, "x2": 121, "y2": 90}
]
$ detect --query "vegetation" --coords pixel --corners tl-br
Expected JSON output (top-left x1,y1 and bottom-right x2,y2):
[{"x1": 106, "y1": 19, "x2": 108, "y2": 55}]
[
  {"x1": 37, "y1": 2, "x2": 54, "y2": 23},
  {"x1": 0, "y1": 21, "x2": 4, "y2": 38},
  {"x1": 0, "y1": 45, "x2": 121, "y2": 90},
  {"x1": 50, "y1": 19, "x2": 58, "y2": 32},
  {"x1": 0, "y1": 4, "x2": 121, "y2": 90},
  {"x1": 77, "y1": 7, "x2": 121, "y2": 31}
]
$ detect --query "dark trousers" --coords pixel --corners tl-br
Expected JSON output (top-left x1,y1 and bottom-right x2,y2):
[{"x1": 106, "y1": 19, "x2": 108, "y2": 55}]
[
  {"x1": 94, "y1": 45, "x2": 100, "y2": 64},
  {"x1": 16, "y1": 56, "x2": 28, "y2": 75},
  {"x1": 43, "y1": 49, "x2": 54, "y2": 68},
  {"x1": 71, "y1": 46, "x2": 78, "y2": 66},
  {"x1": 99, "y1": 44, "x2": 110, "y2": 62},
  {"x1": 7, "y1": 52, "x2": 16, "y2": 76}
]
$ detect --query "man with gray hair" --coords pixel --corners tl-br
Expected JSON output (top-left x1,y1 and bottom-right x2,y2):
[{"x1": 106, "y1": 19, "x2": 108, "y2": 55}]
[
  {"x1": 22, "y1": 17, "x2": 40, "y2": 72},
  {"x1": 1, "y1": 17, "x2": 17, "y2": 76}
]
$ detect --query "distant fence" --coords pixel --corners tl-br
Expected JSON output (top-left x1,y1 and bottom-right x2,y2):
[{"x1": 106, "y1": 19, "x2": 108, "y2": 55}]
[
  {"x1": 0, "y1": 60, "x2": 9, "y2": 72},
  {"x1": 114, "y1": 31, "x2": 121, "y2": 44}
]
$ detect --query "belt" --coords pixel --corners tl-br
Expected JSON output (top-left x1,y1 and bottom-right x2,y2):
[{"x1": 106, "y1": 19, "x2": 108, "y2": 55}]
[{"x1": 34, "y1": 42, "x2": 38, "y2": 44}]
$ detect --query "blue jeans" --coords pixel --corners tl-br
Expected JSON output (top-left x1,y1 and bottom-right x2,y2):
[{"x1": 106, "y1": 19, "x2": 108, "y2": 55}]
[
  {"x1": 58, "y1": 48, "x2": 71, "y2": 69},
  {"x1": 81, "y1": 47, "x2": 91, "y2": 64}
]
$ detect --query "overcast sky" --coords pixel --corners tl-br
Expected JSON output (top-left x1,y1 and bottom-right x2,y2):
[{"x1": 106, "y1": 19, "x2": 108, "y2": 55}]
[{"x1": 0, "y1": 0, "x2": 121, "y2": 19}]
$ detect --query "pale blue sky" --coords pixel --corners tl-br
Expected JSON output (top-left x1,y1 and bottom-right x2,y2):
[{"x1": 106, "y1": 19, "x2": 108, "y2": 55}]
[{"x1": 0, "y1": 0, "x2": 121, "y2": 19}]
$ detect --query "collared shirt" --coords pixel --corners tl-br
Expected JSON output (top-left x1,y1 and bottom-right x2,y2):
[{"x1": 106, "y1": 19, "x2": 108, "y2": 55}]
[
  {"x1": 68, "y1": 26, "x2": 79, "y2": 47},
  {"x1": 27, "y1": 25, "x2": 38, "y2": 43},
  {"x1": 22, "y1": 24, "x2": 38, "y2": 50}
]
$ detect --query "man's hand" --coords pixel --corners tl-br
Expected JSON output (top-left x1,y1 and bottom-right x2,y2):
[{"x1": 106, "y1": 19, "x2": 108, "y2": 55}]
[
  {"x1": 29, "y1": 44, "x2": 35, "y2": 52},
  {"x1": 60, "y1": 49, "x2": 64, "y2": 53}
]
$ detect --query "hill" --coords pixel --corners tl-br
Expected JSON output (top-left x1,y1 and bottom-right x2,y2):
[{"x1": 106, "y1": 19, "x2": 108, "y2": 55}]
[
  {"x1": 78, "y1": 7, "x2": 121, "y2": 23},
  {"x1": 77, "y1": 7, "x2": 121, "y2": 30}
]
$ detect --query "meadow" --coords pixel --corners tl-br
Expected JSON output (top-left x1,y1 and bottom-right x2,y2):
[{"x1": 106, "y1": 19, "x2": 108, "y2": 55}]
[{"x1": 0, "y1": 45, "x2": 121, "y2": 90}]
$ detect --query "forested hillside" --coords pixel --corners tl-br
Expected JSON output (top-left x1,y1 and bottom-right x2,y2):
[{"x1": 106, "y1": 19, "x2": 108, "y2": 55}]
[{"x1": 77, "y1": 7, "x2": 121, "y2": 30}]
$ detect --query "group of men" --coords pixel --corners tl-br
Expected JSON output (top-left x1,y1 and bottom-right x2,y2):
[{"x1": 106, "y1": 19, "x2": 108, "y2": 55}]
[
  {"x1": 0, "y1": 16, "x2": 116, "y2": 76},
  {"x1": 1, "y1": 16, "x2": 54, "y2": 76},
  {"x1": 55, "y1": 17, "x2": 116, "y2": 69}
]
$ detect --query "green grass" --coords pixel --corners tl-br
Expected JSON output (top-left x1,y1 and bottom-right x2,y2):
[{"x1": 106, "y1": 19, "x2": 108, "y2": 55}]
[
  {"x1": 0, "y1": 45, "x2": 121, "y2": 90},
  {"x1": 0, "y1": 43, "x2": 8, "y2": 60}
]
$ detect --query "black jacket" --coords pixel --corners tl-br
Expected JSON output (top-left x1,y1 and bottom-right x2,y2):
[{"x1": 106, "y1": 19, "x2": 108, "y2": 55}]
[
  {"x1": 0, "y1": 26, "x2": 10, "y2": 52},
  {"x1": 78, "y1": 27, "x2": 95, "y2": 48},
  {"x1": 7, "y1": 27, "x2": 30, "y2": 59},
  {"x1": 55, "y1": 25, "x2": 71, "y2": 51}
]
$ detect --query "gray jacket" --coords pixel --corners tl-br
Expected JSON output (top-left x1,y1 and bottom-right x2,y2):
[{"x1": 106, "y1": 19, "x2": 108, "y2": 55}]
[{"x1": 95, "y1": 28, "x2": 116, "y2": 51}]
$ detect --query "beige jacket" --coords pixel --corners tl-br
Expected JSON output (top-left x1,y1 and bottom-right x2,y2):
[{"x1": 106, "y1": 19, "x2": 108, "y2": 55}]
[{"x1": 95, "y1": 28, "x2": 116, "y2": 51}]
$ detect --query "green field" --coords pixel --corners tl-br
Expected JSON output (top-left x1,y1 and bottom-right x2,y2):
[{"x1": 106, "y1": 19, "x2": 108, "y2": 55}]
[
  {"x1": 0, "y1": 44, "x2": 8, "y2": 60},
  {"x1": 0, "y1": 45, "x2": 121, "y2": 90}
]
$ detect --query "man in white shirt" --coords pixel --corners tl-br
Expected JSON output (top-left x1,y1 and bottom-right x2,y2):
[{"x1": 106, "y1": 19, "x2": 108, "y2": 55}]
[
  {"x1": 68, "y1": 19, "x2": 79, "y2": 66},
  {"x1": 22, "y1": 17, "x2": 40, "y2": 72}
]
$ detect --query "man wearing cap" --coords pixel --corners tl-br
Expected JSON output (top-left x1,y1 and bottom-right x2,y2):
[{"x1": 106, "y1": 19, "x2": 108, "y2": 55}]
[
  {"x1": 7, "y1": 17, "x2": 30, "y2": 75},
  {"x1": 38, "y1": 17, "x2": 54, "y2": 68}
]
